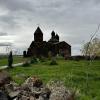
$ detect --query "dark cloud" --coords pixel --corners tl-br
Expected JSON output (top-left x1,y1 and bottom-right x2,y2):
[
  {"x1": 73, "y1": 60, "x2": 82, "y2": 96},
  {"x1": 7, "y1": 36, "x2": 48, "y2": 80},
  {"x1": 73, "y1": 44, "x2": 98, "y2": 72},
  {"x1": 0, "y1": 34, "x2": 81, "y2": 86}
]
[
  {"x1": 0, "y1": 0, "x2": 33, "y2": 11},
  {"x1": 0, "y1": 32, "x2": 8, "y2": 36},
  {"x1": 0, "y1": 42, "x2": 12, "y2": 46},
  {"x1": 0, "y1": 0, "x2": 100, "y2": 55}
]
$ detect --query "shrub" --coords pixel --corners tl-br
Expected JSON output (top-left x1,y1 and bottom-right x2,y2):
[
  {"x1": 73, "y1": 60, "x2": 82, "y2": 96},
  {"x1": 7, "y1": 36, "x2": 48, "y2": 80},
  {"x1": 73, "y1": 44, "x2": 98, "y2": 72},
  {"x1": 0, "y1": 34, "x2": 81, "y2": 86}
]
[
  {"x1": 30, "y1": 57, "x2": 39, "y2": 64},
  {"x1": 22, "y1": 61, "x2": 30, "y2": 67},
  {"x1": 8, "y1": 51, "x2": 13, "y2": 68},
  {"x1": 39, "y1": 56, "x2": 46, "y2": 62},
  {"x1": 48, "y1": 51, "x2": 52, "y2": 60},
  {"x1": 50, "y1": 58, "x2": 58, "y2": 65},
  {"x1": 23, "y1": 51, "x2": 27, "y2": 57}
]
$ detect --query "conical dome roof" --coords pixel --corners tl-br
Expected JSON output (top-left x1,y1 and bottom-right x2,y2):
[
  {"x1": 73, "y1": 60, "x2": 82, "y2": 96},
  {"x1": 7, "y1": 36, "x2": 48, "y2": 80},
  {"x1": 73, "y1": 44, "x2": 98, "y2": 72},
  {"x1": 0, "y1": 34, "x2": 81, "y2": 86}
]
[
  {"x1": 34, "y1": 27, "x2": 43, "y2": 35},
  {"x1": 51, "y1": 31, "x2": 55, "y2": 37}
]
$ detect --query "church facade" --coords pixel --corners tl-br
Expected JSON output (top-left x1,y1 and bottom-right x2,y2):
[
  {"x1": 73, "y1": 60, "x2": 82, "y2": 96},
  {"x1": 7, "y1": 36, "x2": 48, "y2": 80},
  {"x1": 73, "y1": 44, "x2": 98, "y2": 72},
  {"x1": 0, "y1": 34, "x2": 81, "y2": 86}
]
[{"x1": 26, "y1": 27, "x2": 71, "y2": 57}]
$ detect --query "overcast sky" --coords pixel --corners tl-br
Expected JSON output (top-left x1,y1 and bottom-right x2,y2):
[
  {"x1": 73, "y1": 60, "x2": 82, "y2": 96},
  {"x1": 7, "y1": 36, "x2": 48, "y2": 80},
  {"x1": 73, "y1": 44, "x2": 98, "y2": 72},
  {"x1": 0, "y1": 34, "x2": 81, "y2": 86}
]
[{"x1": 0, "y1": 0, "x2": 100, "y2": 55}]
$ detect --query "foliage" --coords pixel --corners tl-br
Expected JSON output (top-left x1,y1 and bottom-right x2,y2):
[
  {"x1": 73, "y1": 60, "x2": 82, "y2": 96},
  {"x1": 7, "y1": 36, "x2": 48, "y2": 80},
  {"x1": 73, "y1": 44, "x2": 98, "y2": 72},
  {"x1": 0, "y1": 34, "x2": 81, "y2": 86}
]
[
  {"x1": 39, "y1": 56, "x2": 46, "y2": 62},
  {"x1": 22, "y1": 60, "x2": 31, "y2": 67},
  {"x1": 81, "y1": 37, "x2": 100, "y2": 57},
  {"x1": 23, "y1": 51, "x2": 27, "y2": 57},
  {"x1": 0, "y1": 56, "x2": 24, "y2": 67},
  {"x1": 48, "y1": 51, "x2": 52, "y2": 60},
  {"x1": 50, "y1": 57, "x2": 58, "y2": 65},
  {"x1": 30, "y1": 57, "x2": 39, "y2": 64},
  {"x1": 6, "y1": 60, "x2": 100, "y2": 99}
]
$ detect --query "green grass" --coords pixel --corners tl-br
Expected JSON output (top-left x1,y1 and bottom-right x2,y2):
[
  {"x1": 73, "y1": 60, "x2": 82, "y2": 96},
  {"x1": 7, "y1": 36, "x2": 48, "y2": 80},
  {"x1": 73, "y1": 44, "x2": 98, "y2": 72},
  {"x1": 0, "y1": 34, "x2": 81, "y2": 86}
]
[
  {"x1": 5, "y1": 59, "x2": 100, "y2": 99},
  {"x1": 0, "y1": 56, "x2": 24, "y2": 66}
]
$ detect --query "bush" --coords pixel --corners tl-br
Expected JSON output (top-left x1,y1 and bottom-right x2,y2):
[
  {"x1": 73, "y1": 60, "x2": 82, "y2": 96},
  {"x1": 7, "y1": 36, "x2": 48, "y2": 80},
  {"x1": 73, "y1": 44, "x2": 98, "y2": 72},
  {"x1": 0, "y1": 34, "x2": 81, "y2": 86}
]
[
  {"x1": 22, "y1": 61, "x2": 30, "y2": 67},
  {"x1": 48, "y1": 51, "x2": 52, "y2": 60},
  {"x1": 50, "y1": 58, "x2": 58, "y2": 65},
  {"x1": 8, "y1": 51, "x2": 13, "y2": 68},
  {"x1": 23, "y1": 51, "x2": 27, "y2": 57},
  {"x1": 30, "y1": 57, "x2": 39, "y2": 64},
  {"x1": 39, "y1": 56, "x2": 46, "y2": 62}
]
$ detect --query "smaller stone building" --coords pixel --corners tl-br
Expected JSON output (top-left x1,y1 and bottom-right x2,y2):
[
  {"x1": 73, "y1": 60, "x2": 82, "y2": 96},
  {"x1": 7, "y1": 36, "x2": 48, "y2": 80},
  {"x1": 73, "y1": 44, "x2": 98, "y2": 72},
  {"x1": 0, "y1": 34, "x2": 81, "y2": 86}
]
[{"x1": 25, "y1": 27, "x2": 71, "y2": 57}]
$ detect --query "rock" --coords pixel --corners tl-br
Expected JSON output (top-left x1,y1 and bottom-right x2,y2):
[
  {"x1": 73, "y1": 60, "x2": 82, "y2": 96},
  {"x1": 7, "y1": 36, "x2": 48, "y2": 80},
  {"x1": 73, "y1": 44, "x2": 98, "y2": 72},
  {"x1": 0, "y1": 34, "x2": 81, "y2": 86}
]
[
  {"x1": 9, "y1": 91, "x2": 20, "y2": 99},
  {"x1": 16, "y1": 90, "x2": 30, "y2": 100},
  {"x1": 21, "y1": 83, "x2": 31, "y2": 92},
  {"x1": 4, "y1": 81, "x2": 20, "y2": 92},
  {"x1": 20, "y1": 95, "x2": 30, "y2": 100},
  {"x1": 49, "y1": 86, "x2": 70, "y2": 100},
  {"x1": 23, "y1": 76, "x2": 43, "y2": 88},
  {"x1": 19, "y1": 76, "x2": 49, "y2": 100},
  {"x1": 5, "y1": 83, "x2": 14, "y2": 93},
  {"x1": 4, "y1": 82, "x2": 20, "y2": 99},
  {"x1": 30, "y1": 96, "x2": 35, "y2": 100},
  {"x1": 47, "y1": 80, "x2": 75, "y2": 100},
  {"x1": 0, "y1": 74, "x2": 76, "y2": 100},
  {"x1": 38, "y1": 96, "x2": 45, "y2": 100},
  {"x1": 40, "y1": 88, "x2": 51, "y2": 99},
  {"x1": 0, "y1": 90, "x2": 10, "y2": 100},
  {"x1": 32, "y1": 87, "x2": 42, "y2": 97},
  {"x1": 10, "y1": 81, "x2": 20, "y2": 91},
  {"x1": 0, "y1": 71, "x2": 11, "y2": 87}
]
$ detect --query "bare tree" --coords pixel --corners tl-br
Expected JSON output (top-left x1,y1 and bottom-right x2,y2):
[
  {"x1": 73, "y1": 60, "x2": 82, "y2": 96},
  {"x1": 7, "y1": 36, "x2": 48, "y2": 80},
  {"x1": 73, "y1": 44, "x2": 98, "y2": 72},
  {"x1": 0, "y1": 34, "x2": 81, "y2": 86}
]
[
  {"x1": 81, "y1": 37, "x2": 100, "y2": 58},
  {"x1": 82, "y1": 24, "x2": 100, "y2": 95}
]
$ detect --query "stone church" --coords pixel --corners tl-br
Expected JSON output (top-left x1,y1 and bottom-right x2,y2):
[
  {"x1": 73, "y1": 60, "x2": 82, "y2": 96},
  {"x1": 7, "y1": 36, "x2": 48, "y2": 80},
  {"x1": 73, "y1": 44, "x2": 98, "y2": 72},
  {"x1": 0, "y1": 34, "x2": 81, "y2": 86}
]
[{"x1": 26, "y1": 27, "x2": 71, "y2": 57}]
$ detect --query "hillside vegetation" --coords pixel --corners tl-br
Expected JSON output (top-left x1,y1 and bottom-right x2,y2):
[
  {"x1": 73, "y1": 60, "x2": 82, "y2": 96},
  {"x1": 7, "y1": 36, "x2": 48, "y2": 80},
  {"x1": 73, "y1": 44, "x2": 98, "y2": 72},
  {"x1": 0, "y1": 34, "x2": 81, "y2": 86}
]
[{"x1": 5, "y1": 58, "x2": 100, "y2": 100}]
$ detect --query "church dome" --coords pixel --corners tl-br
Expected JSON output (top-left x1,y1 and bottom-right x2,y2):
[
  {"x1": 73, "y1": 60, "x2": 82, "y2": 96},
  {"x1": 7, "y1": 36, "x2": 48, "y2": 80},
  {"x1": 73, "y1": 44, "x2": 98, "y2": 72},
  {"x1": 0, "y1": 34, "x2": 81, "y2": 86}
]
[
  {"x1": 34, "y1": 27, "x2": 43, "y2": 42},
  {"x1": 34, "y1": 26, "x2": 43, "y2": 35}
]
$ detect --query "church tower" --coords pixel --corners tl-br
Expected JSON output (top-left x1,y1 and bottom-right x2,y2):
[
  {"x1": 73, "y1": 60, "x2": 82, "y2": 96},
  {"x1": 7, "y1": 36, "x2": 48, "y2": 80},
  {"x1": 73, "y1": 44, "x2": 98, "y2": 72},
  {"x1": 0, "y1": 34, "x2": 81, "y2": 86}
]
[
  {"x1": 51, "y1": 31, "x2": 55, "y2": 38},
  {"x1": 26, "y1": 27, "x2": 71, "y2": 57},
  {"x1": 34, "y1": 27, "x2": 43, "y2": 42}
]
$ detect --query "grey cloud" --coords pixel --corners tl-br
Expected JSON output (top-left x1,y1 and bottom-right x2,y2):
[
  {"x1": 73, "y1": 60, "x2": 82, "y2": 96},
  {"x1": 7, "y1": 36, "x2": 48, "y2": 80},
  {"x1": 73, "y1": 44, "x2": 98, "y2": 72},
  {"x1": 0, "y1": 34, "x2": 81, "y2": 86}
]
[
  {"x1": 0, "y1": 0, "x2": 100, "y2": 55},
  {"x1": 0, "y1": 32, "x2": 8, "y2": 36},
  {"x1": 0, "y1": 42, "x2": 12, "y2": 46},
  {"x1": 0, "y1": 0, "x2": 33, "y2": 12}
]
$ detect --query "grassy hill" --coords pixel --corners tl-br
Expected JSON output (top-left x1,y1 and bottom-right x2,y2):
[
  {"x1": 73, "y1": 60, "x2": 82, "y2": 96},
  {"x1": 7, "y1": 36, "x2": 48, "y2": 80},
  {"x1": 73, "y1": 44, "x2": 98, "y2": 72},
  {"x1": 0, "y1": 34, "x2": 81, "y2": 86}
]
[
  {"x1": 5, "y1": 58, "x2": 100, "y2": 100},
  {"x1": 0, "y1": 56, "x2": 24, "y2": 66}
]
